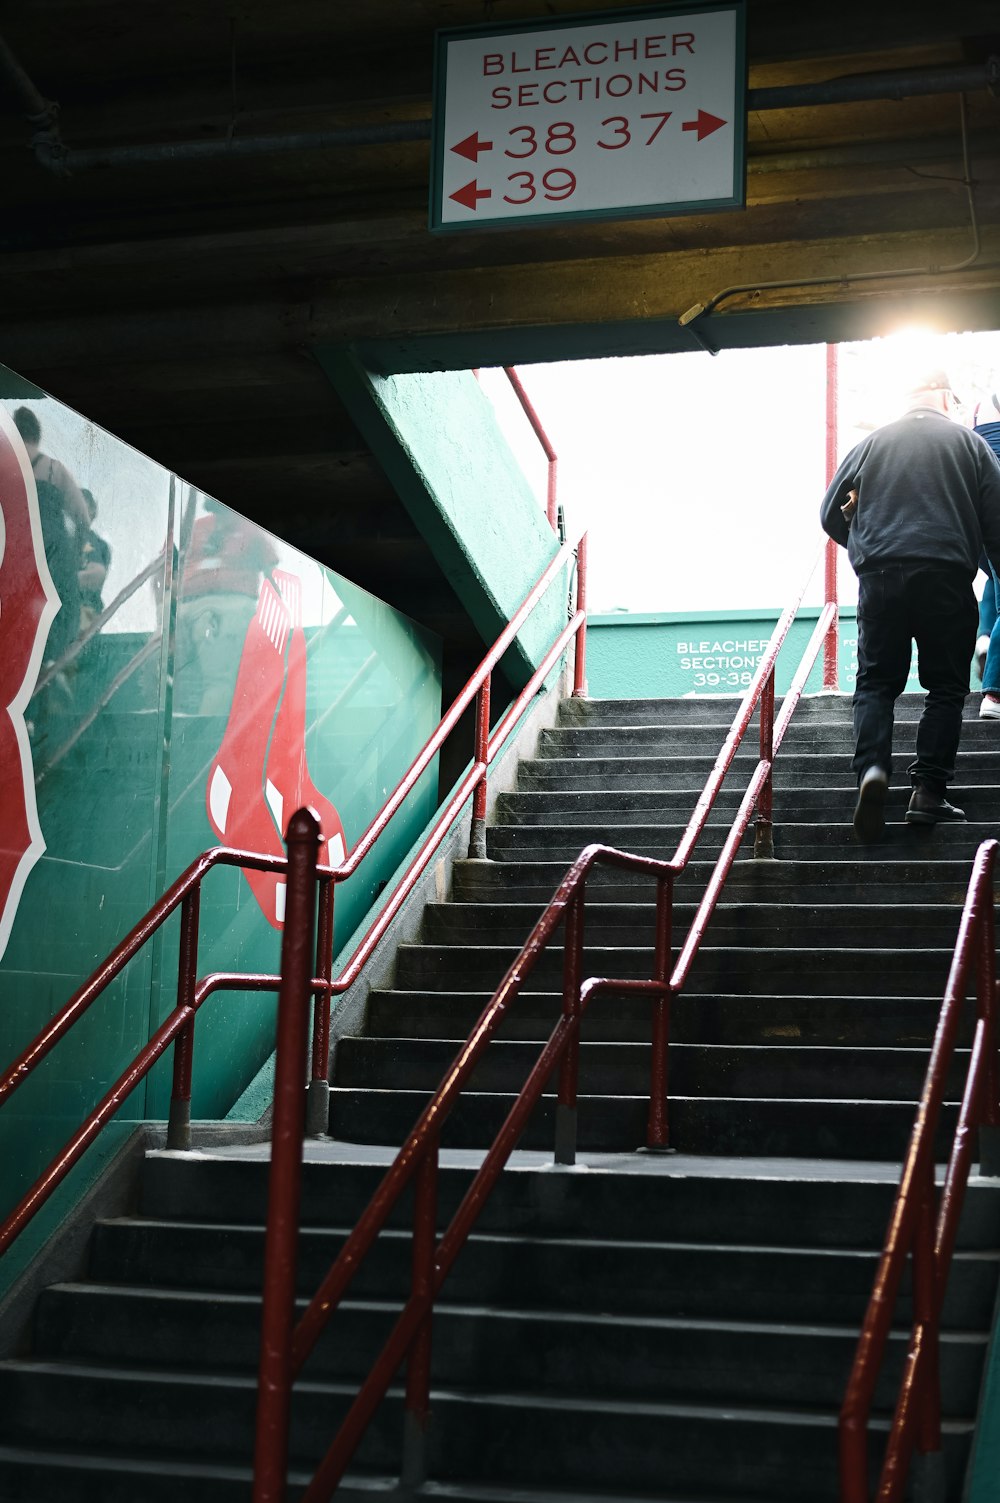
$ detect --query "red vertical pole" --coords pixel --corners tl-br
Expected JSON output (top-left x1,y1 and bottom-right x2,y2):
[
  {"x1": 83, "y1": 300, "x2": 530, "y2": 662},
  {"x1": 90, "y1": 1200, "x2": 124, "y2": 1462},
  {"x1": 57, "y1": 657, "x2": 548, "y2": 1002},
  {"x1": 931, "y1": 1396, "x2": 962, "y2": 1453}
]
[
  {"x1": 555, "y1": 885, "x2": 584, "y2": 1164},
  {"x1": 253, "y1": 808, "x2": 321, "y2": 1503},
  {"x1": 401, "y1": 1142, "x2": 440, "y2": 1489},
  {"x1": 468, "y1": 674, "x2": 491, "y2": 859},
  {"x1": 978, "y1": 879, "x2": 1000, "y2": 1128},
  {"x1": 573, "y1": 532, "x2": 589, "y2": 698},
  {"x1": 546, "y1": 456, "x2": 559, "y2": 532},
  {"x1": 913, "y1": 1166, "x2": 942, "y2": 1459},
  {"x1": 167, "y1": 884, "x2": 200, "y2": 1150},
  {"x1": 823, "y1": 343, "x2": 840, "y2": 691},
  {"x1": 754, "y1": 671, "x2": 775, "y2": 859},
  {"x1": 306, "y1": 875, "x2": 335, "y2": 1137},
  {"x1": 647, "y1": 873, "x2": 674, "y2": 1150}
]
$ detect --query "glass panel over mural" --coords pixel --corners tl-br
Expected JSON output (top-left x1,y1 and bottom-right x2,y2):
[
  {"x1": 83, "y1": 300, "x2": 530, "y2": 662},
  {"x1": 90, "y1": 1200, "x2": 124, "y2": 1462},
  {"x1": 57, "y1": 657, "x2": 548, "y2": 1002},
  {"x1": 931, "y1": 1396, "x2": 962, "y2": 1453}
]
[{"x1": 0, "y1": 371, "x2": 442, "y2": 1285}]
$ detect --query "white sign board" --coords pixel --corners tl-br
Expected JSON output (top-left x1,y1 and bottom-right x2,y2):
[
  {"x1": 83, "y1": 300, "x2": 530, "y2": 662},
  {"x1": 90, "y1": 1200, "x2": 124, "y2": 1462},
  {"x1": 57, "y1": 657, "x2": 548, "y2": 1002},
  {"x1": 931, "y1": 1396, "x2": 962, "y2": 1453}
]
[{"x1": 430, "y1": 3, "x2": 745, "y2": 232}]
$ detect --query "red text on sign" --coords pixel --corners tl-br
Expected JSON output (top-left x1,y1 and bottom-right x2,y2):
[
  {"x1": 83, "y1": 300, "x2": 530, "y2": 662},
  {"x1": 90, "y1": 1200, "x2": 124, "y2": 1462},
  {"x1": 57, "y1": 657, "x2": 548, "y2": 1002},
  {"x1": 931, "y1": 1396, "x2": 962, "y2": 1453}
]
[
  {"x1": 482, "y1": 33, "x2": 695, "y2": 74},
  {"x1": 491, "y1": 69, "x2": 686, "y2": 108},
  {"x1": 504, "y1": 122, "x2": 578, "y2": 157},
  {"x1": 502, "y1": 168, "x2": 577, "y2": 204}
]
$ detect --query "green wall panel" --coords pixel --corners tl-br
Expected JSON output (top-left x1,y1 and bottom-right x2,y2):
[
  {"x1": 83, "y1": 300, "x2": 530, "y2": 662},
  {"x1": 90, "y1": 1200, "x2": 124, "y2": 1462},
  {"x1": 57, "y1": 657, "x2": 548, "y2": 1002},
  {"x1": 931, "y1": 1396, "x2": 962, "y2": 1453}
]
[
  {"x1": 587, "y1": 606, "x2": 923, "y2": 700},
  {"x1": 319, "y1": 349, "x2": 565, "y2": 685}
]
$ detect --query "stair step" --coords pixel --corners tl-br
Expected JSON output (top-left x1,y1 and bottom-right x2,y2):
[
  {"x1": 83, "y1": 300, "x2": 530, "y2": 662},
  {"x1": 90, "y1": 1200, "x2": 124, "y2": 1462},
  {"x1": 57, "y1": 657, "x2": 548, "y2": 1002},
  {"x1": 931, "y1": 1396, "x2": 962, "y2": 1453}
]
[
  {"x1": 135, "y1": 1156, "x2": 1000, "y2": 1252},
  {"x1": 494, "y1": 787, "x2": 1000, "y2": 823},
  {"x1": 537, "y1": 720, "x2": 1000, "y2": 755},
  {"x1": 518, "y1": 752, "x2": 1000, "y2": 790},
  {"x1": 0, "y1": 1444, "x2": 770, "y2": 1503},
  {"x1": 367, "y1": 990, "x2": 968, "y2": 1047},
  {"x1": 485, "y1": 819, "x2": 998, "y2": 864},
  {"x1": 88, "y1": 1218, "x2": 998, "y2": 1327},
  {"x1": 554, "y1": 693, "x2": 984, "y2": 728},
  {"x1": 392, "y1": 941, "x2": 955, "y2": 997},
  {"x1": 335, "y1": 1037, "x2": 967, "y2": 1102},
  {"x1": 451, "y1": 857, "x2": 977, "y2": 908},
  {"x1": 421, "y1": 900, "x2": 964, "y2": 948},
  {"x1": 0, "y1": 1359, "x2": 975, "y2": 1501},
  {"x1": 326, "y1": 1087, "x2": 966, "y2": 1158},
  {"x1": 0, "y1": 1446, "x2": 394, "y2": 1503},
  {"x1": 31, "y1": 1283, "x2": 989, "y2": 1412}
]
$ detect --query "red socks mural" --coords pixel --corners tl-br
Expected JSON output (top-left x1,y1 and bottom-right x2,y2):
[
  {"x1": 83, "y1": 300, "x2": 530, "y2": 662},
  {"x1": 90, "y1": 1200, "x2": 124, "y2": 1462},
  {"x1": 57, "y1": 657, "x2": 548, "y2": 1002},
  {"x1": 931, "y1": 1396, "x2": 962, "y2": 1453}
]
[
  {"x1": 206, "y1": 570, "x2": 347, "y2": 930},
  {"x1": 0, "y1": 412, "x2": 60, "y2": 961}
]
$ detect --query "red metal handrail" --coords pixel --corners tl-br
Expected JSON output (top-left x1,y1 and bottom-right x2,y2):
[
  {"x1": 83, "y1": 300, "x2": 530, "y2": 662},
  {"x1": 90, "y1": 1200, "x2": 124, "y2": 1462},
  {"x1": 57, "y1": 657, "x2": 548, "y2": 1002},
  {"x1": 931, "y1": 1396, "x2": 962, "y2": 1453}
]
[
  {"x1": 839, "y1": 838, "x2": 1000, "y2": 1503},
  {"x1": 0, "y1": 534, "x2": 587, "y2": 1257},
  {"x1": 0, "y1": 843, "x2": 288, "y2": 1256},
  {"x1": 252, "y1": 547, "x2": 835, "y2": 1500},
  {"x1": 502, "y1": 367, "x2": 559, "y2": 531}
]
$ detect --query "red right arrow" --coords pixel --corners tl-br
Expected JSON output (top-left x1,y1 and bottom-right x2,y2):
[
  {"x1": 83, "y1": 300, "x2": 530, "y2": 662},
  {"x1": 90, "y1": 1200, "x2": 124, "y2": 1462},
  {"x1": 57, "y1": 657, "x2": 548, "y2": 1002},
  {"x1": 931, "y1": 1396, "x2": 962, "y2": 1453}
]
[
  {"x1": 450, "y1": 179, "x2": 492, "y2": 211},
  {"x1": 682, "y1": 110, "x2": 727, "y2": 141},
  {"x1": 452, "y1": 131, "x2": 493, "y2": 162}
]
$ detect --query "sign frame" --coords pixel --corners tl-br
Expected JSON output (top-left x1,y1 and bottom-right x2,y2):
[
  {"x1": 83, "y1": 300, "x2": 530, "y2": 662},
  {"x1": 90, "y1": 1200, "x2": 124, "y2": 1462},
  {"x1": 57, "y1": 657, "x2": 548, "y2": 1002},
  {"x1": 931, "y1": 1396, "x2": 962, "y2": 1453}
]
[{"x1": 430, "y1": 1, "x2": 746, "y2": 233}]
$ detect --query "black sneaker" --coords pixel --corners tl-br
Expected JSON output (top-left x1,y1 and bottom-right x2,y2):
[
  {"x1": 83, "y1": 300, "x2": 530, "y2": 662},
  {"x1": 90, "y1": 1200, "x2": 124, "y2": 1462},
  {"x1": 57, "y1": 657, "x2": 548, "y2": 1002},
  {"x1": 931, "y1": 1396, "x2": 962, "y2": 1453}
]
[
  {"x1": 905, "y1": 786, "x2": 966, "y2": 825},
  {"x1": 853, "y1": 765, "x2": 889, "y2": 842}
]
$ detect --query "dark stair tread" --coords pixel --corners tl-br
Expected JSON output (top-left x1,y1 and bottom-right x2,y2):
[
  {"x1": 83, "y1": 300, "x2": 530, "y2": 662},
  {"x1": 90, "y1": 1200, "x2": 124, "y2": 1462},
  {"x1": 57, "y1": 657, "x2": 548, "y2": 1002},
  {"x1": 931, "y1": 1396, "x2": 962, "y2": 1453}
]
[
  {"x1": 0, "y1": 1444, "x2": 761, "y2": 1503},
  {"x1": 43, "y1": 1281, "x2": 991, "y2": 1347},
  {"x1": 0, "y1": 1355, "x2": 954, "y2": 1423}
]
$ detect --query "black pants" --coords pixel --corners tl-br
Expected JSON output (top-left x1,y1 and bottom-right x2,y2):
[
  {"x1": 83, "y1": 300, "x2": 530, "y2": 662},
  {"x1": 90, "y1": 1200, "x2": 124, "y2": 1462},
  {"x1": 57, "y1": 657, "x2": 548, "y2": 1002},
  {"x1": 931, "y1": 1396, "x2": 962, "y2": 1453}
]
[{"x1": 852, "y1": 565, "x2": 977, "y2": 793}]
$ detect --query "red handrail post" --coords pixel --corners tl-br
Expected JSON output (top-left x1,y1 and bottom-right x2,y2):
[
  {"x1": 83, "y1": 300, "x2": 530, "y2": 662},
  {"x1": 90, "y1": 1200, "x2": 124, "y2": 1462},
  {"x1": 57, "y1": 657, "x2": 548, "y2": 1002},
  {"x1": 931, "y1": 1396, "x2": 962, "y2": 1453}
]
[
  {"x1": 914, "y1": 1165, "x2": 942, "y2": 1452},
  {"x1": 754, "y1": 669, "x2": 776, "y2": 859},
  {"x1": 401, "y1": 1142, "x2": 440, "y2": 1489},
  {"x1": 167, "y1": 885, "x2": 201, "y2": 1150},
  {"x1": 555, "y1": 885, "x2": 584, "y2": 1165},
  {"x1": 306, "y1": 875, "x2": 335, "y2": 1138},
  {"x1": 978, "y1": 883, "x2": 999, "y2": 1126},
  {"x1": 573, "y1": 532, "x2": 589, "y2": 698},
  {"x1": 646, "y1": 873, "x2": 675, "y2": 1151},
  {"x1": 823, "y1": 342, "x2": 840, "y2": 692},
  {"x1": 252, "y1": 808, "x2": 322, "y2": 1503},
  {"x1": 976, "y1": 863, "x2": 1000, "y2": 1173},
  {"x1": 468, "y1": 674, "x2": 491, "y2": 859},
  {"x1": 546, "y1": 455, "x2": 559, "y2": 532}
]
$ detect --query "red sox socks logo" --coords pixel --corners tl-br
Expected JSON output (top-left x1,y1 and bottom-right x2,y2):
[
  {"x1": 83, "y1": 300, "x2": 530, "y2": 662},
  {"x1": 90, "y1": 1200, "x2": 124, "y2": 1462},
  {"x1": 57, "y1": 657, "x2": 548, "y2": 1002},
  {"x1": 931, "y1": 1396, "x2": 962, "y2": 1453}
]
[
  {"x1": 0, "y1": 410, "x2": 60, "y2": 962},
  {"x1": 206, "y1": 568, "x2": 347, "y2": 928}
]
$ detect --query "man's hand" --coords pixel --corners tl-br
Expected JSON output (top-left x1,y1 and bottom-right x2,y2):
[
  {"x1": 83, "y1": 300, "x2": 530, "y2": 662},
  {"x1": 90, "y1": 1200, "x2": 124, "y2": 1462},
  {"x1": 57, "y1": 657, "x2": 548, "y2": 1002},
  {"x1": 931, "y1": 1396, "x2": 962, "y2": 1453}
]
[{"x1": 841, "y1": 488, "x2": 858, "y2": 524}]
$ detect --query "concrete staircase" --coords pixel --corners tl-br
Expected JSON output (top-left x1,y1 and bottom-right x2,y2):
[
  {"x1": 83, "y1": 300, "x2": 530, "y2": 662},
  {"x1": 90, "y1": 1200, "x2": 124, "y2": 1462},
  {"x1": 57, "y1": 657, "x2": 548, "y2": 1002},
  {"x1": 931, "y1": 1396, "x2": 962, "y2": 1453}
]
[{"x1": 1, "y1": 691, "x2": 999, "y2": 1502}]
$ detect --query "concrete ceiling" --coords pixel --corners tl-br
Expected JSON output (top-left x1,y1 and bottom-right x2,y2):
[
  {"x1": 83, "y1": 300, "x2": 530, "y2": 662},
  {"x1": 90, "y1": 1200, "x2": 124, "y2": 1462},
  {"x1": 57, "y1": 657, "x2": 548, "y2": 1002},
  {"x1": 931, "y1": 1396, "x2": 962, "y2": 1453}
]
[{"x1": 1, "y1": 1, "x2": 999, "y2": 653}]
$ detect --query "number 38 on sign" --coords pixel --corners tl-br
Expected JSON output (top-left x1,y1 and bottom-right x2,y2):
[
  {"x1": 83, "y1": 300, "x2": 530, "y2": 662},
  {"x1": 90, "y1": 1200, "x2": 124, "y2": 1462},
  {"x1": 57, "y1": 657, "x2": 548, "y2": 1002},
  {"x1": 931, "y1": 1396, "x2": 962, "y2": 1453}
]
[{"x1": 430, "y1": 3, "x2": 746, "y2": 231}]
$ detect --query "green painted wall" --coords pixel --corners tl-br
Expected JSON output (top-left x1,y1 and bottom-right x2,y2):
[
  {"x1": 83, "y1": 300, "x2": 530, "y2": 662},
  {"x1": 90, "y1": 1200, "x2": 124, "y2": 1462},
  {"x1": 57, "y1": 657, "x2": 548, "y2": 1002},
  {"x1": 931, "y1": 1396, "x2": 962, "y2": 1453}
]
[
  {"x1": 0, "y1": 376, "x2": 443, "y2": 1294},
  {"x1": 319, "y1": 349, "x2": 564, "y2": 685},
  {"x1": 587, "y1": 605, "x2": 923, "y2": 700}
]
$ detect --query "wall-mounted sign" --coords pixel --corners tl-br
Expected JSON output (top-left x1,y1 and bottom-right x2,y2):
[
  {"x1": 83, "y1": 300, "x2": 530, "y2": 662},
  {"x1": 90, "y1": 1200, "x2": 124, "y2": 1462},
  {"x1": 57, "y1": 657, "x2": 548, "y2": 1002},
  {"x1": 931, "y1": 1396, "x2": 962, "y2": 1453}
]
[{"x1": 430, "y1": 3, "x2": 746, "y2": 232}]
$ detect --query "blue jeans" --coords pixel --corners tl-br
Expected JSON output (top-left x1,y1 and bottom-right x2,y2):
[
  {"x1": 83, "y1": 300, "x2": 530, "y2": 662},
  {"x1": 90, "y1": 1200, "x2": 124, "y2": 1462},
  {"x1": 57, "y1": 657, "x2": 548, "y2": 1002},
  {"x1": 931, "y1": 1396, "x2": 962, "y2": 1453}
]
[{"x1": 982, "y1": 566, "x2": 1000, "y2": 694}]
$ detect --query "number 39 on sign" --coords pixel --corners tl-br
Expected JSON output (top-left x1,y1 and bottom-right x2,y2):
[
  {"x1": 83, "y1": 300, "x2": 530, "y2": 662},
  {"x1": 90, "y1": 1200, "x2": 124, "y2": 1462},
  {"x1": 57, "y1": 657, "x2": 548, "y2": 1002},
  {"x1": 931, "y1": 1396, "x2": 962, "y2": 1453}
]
[{"x1": 431, "y1": 4, "x2": 746, "y2": 231}]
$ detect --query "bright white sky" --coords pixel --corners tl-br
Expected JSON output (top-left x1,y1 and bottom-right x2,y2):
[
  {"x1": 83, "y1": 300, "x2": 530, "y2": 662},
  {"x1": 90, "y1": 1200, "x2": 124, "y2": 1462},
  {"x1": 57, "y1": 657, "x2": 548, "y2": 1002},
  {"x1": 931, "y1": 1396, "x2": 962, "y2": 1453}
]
[{"x1": 480, "y1": 326, "x2": 1000, "y2": 615}]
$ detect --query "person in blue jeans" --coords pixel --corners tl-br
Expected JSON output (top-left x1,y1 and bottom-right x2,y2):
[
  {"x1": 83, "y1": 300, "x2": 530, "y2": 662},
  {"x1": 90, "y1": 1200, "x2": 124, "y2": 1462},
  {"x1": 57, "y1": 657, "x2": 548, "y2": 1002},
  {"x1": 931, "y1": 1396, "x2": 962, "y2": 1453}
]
[
  {"x1": 821, "y1": 371, "x2": 1000, "y2": 842},
  {"x1": 974, "y1": 395, "x2": 1000, "y2": 719}
]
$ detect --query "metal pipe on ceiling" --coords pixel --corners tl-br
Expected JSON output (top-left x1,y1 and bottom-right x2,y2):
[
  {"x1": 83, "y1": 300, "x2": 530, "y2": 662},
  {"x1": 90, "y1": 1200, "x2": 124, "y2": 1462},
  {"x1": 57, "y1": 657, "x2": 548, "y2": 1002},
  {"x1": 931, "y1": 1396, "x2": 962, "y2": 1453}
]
[
  {"x1": 68, "y1": 119, "x2": 434, "y2": 171},
  {"x1": 5, "y1": 55, "x2": 998, "y2": 175},
  {"x1": 0, "y1": 31, "x2": 66, "y2": 174},
  {"x1": 748, "y1": 58, "x2": 998, "y2": 111}
]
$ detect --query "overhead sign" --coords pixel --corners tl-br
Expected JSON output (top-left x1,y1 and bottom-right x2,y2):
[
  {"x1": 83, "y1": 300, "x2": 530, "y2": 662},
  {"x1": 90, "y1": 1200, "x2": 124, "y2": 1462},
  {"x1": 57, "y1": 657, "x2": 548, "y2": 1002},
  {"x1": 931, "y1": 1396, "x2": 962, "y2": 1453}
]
[{"x1": 430, "y1": 3, "x2": 746, "y2": 232}]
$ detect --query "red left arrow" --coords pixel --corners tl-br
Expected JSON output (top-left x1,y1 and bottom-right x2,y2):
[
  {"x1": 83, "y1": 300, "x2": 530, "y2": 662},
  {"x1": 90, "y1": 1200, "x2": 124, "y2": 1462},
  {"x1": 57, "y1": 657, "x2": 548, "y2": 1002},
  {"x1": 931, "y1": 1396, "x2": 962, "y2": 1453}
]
[
  {"x1": 452, "y1": 131, "x2": 493, "y2": 162},
  {"x1": 682, "y1": 110, "x2": 727, "y2": 141},
  {"x1": 450, "y1": 179, "x2": 492, "y2": 211}
]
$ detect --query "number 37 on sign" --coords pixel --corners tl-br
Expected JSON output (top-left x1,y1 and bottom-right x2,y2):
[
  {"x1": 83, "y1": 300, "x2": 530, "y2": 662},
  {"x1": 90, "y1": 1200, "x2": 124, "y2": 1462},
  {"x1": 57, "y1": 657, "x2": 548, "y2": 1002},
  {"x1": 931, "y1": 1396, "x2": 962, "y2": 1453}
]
[{"x1": 430, "y1": 3, "x2": 746, "y2": 231}]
